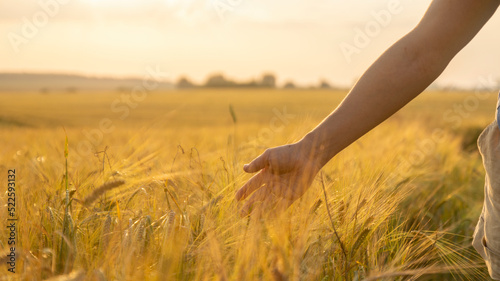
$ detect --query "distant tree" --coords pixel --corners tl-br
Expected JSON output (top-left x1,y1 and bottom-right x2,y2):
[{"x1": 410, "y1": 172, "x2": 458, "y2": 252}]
[
  {"x1": 319, "y1": 80, "x2": 331, "y2": 89},
  {"x1": 283, "y1": 81, "x2": 296, "y2": 89},
  {"x1": 204, "y1": 73, "x2": 235, "y2": 88},
  {"x1": 242, "y1": 80, "x2": 259, "y2": 88},
  {"x1": 260, "y1": 73, "x2": 276, "y2": 88},
  {"x1": 177, "y1": 76, "x2": 196, "y2": 89},
  {"x1": 116, "y1": 87, "x2": 132, "y2": 93}
]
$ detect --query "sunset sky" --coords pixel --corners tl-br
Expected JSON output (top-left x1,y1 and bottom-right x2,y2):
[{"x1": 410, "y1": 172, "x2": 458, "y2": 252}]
[{"x1": 1, "y1": 0, "x2": 499, "y2": 88}]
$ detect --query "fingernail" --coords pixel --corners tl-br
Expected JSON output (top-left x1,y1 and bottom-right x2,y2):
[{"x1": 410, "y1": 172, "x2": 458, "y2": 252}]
[{"x1": 243, "y1": 164, "x2": 249, "y2": 171}]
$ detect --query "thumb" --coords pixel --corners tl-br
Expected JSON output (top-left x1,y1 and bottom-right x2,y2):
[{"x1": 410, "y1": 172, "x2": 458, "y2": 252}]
[{"x1": 244, "y1": 150, "x2": 269, "y2": 173}]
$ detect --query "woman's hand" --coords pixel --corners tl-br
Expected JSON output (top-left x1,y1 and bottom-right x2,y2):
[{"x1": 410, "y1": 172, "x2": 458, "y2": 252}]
[{"x1": 235, "y1": 138, "x2": 322, "y2": 216}]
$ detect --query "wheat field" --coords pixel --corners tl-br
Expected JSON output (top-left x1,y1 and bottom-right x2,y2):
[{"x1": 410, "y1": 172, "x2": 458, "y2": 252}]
[{"x1": 0, "y1": 89, "x2": 498, "y2": 280}]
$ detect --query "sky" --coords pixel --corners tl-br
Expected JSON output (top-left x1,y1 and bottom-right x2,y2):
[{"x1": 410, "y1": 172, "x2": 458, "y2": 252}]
[{"x1": 1, "y1": 0, "x2": 499, "y2": 88}]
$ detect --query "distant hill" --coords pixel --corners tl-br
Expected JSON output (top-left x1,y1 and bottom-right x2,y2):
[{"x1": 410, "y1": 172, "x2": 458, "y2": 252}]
[{"x1": 0, "y1": 73, "x2": 174, "y2": 93}]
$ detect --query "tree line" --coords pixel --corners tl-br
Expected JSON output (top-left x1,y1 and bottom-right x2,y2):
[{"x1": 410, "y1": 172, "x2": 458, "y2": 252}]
[{"x1": 176, "y1": 73, "x2": 338, "y2": 89}]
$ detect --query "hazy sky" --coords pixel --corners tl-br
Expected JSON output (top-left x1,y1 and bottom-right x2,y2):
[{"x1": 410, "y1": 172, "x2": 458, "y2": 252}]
[{"x1": 1, "y1": 0, "x2": 499, "y2": 87}]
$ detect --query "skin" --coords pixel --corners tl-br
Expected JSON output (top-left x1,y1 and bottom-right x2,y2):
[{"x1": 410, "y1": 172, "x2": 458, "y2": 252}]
[{"x1": 235, "y1": 0, "x2": 500, "y2": 216}]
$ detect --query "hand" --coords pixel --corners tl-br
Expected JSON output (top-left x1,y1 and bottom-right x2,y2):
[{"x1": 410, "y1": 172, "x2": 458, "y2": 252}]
[{"x1": 235, "y1": 139, "x2": 322, "y2": 216}]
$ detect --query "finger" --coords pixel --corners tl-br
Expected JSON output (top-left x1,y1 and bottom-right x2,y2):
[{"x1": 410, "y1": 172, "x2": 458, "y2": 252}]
[
  {"x1": 240, "y1": 186, "x2": 270, "y2": 217},
  {"x1": 266, "y1": 198, "x2": 294, "y2": 218},
  {"x1": 244, "y1": 150, "x2": 269, "y2": 173},
  {"x1": 240, "y1": 190, "x2": 292, "y2": 218},
  {"x1": 235, "y1": 171, "x2": 267, "y2": 201}
]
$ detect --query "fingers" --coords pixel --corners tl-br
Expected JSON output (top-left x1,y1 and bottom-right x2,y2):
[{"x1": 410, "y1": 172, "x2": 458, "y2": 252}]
[
  {"x1": 235, "y1": 171, "x2": 266, "y2": 201},
  {"x1": 272, "y1": 199, "x2": 294, "y2": 216},
  {"x1": 243, "y1": 150, "x2": 269, "y2": 173},
  {"x1": 240, "y1": 186, "x2": 270, "y2": 217},
  {"x1": 240, "y1": 187, "x2": 293, "y2": 218}
]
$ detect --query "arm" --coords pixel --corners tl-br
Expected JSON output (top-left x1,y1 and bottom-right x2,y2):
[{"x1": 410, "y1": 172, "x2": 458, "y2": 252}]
[
  {"x1": 236, "y1": 0, "x2": 499, "y2": 215},
  {"x1": 305, "y1": 0, "x2": 499, "y2": 167}
]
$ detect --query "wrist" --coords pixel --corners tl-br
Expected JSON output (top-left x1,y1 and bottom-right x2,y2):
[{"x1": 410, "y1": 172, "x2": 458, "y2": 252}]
[{"x1": 298, "y1": 131, "x2": 335, "y2": 169}]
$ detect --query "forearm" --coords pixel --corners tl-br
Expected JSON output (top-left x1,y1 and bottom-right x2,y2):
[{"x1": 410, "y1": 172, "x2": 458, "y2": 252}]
[
  {"x1": 302, "y1": 32, "x2": 448, "y2": 167},
  {"x1": 300, "y1": 0, "x2": 499, "y2": 168}
]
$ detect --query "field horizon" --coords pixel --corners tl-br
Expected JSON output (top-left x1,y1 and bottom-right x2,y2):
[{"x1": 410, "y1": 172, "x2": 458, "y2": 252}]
[{"x1": 1, "y1": 89, "x2": 498, "y2": 280}]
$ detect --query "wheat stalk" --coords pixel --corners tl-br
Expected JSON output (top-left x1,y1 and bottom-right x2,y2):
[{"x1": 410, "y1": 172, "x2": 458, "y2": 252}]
[
  {"x1": 121, "y1": 218, "x2": 133, "y2": 251},
  {"x1": 83, "y1": 180, "x2": 125, "y2": 206},
  {"x1": 160, "y1": 211, "x2": 176, "y2": 248},
  {"x1": 134, "y1": 217, "x2": 147, "y2": 253},
  {"x1": 199, "y1": 214, "x2": 205, "y2": 232},
  {"x1": 320, "y1": 173, "x2": 347, "y2": 257},
  {"x1": 142, "y1": 216, "x2": 153, "y2": 252},
  {"x1": 57, "y1": 212, "x2": 76, "y2": 274},
  {"x1": 100, "y1": 215, "x2": 113, "y2": 251}
]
